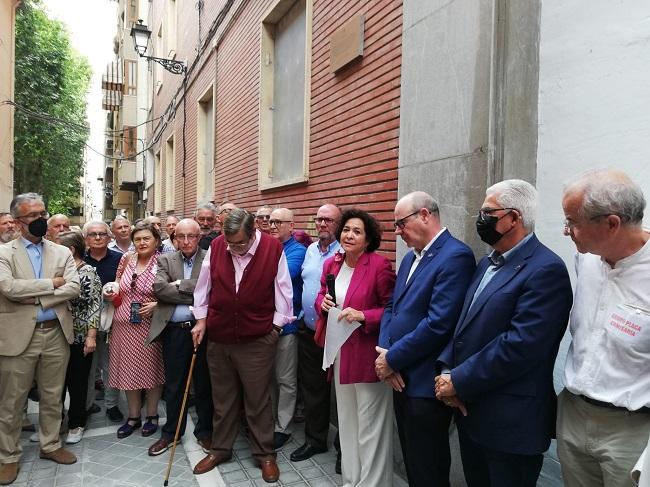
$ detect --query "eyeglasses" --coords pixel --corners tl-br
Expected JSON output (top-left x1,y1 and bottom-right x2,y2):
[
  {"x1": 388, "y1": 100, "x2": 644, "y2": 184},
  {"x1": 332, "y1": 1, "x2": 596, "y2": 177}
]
[
  {"x1": 314, "y1": 217, "x2": 335, "y2": 225},
  {"x1": 478, "y1": 207, "x2": 516, "y2": 217},
  {"x1": 175, "y1": 233, "x2": 199, "y2": 241},
  {"x1": 133, "y1": 236, "x2": 154, "y2": 244},
  {"x1": 393, "y1": 210, "x2": 421, "y2": 230},
  {"x1": 255, "y1": 215, "x2": 271, "y2": 221},
  {"x1": 563, "y1": 213, "x2": 617, "y2": 231},
  {"x1": 87, "y1": 232, "x2": 109, "y2": 239},
  {"x1": 17, "y1": 211, "x2": 49, "y2": 220},
  {"x1": 131, "y1": 272, "x2": 138, "y2": 290},
  {"x1": 226, "y1": 238, "x2": 251, "y2": 250},
  {"x1": 269, "y1": 220, "x2": 292, "y2": 227}
]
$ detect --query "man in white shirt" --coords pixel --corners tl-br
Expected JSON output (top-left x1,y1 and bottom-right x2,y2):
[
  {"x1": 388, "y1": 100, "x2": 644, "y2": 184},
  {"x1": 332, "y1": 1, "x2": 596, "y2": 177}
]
[
  {"x1": 108, "y1": 216, "x2": 134, "y2": 254},
  {"x1": 559, "y1": 169, "x2": 650, "y2": 487}
]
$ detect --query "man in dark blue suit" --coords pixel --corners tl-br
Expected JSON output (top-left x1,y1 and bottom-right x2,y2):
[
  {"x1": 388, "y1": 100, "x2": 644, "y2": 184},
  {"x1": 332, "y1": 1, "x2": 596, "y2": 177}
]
[
  {"x1": 375, "y1": 191, "x2": 475, "y2": 487},
  {"x1": 435, "y1": 179, "x2": 573, "y2": 487}
]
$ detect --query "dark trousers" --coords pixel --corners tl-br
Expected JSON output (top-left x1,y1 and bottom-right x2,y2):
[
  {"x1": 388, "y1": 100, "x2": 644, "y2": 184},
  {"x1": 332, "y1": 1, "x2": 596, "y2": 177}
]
[
  {"x1": 207, "y1": 331, "x2": 279, "y2": 459},
  {"x1": 297, "y1": 323, "x2": 331, "y2": 449},
  {"x1": 63, "y1": 343, "x2": 93, "y2": 429},
  {"x1": 161, "y1": 325, "x2": 213, "y2": 441},
  {"x1": 394, "y1": 392, "x2": 453, "y2": 487},
  {"x1": 458, "y1": 426, "x2": 543, "y2": 487}
]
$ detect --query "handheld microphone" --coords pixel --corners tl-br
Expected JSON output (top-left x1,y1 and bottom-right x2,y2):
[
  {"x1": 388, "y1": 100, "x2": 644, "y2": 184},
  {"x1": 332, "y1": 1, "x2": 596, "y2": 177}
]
[{"x1": 326, "y1": 273, "x2": 336, "y2": 306}]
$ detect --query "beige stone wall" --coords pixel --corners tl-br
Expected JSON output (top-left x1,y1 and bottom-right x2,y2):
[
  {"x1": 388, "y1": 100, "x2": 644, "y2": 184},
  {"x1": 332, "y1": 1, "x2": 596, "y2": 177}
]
[{"x1": 0, "y1": 0, "x2": 18, "y2": 211}]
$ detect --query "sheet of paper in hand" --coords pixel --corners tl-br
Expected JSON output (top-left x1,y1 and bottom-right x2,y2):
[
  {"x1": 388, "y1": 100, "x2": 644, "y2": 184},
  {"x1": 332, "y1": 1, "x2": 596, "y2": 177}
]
[{"x1": 322, "y1": 307, "x2": 362, "y2": 370}]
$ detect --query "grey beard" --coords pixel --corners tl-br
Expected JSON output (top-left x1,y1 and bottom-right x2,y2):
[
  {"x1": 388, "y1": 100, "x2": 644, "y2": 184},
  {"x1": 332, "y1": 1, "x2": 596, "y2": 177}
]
[{"x1": 0, "y1": 230, "x2": 20, "y2": 243}]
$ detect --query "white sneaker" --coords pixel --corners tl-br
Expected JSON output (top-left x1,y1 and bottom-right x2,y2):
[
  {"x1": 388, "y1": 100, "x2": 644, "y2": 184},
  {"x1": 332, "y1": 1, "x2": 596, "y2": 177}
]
[
  {"x1": 66, "y1": 427, "x2": 84, "y2": 444},
  {"x1": 29, "y1": 432, "x2": 39, "y2": 442}
]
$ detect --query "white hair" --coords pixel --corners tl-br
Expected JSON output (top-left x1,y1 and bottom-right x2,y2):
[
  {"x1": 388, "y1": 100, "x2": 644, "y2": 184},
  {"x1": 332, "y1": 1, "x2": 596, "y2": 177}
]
[
  {"x1": 82, "y1": 220, "x2": 112, "y2": 237},
  {"x1": 563, "y1": 169, "x2": 645, "y2": 225},
  {"x1": 486, "y1": 179, "x2": 537, "y2": 231}
]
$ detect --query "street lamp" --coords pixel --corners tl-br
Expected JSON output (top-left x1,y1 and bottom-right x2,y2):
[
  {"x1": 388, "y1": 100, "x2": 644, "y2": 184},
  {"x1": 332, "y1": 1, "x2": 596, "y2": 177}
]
[{"x1": 129, "y1": 20, "x2": 186, "y2": 75}]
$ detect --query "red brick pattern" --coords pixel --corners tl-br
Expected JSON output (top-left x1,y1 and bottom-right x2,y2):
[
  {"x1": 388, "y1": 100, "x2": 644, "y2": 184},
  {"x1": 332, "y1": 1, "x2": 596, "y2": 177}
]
[{"x1": 148, "y1": 0, "x2": 402, "y2": 260}]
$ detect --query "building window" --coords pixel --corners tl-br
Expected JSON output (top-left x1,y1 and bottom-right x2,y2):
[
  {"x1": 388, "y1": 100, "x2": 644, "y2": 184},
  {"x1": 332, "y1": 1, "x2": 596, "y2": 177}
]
[
  {"x1": 155, "y1": 25, "x2": 164, "y2": 92},
  {"x1": 122, "y1": 126, "x2": 137, "y2": 159},
  {"x1": 166, "y1": 0, "x2": 177, "y2": 57},
  {"x1": 258, "y1": 0, "x2": 312, "y2": 190},
  {"x1": 154, "y1": 151, "x2": 162, "y2": 214},
  {"x1": 197, "y1": 85, "x2": 215, "y2": 202},
  {"x1": 165, "y1": 135, "x2": 175, "y2": 211},
  {"x1": 124, "y1": 60, "x2": 137, "y2": 96},
  {"x1": 126, "y1": 0, "x2": 138, "y2": 28}
]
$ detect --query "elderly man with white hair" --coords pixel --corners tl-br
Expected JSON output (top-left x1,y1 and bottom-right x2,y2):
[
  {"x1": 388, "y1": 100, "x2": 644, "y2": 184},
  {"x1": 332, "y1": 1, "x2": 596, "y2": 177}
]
[
  {"x1": 46, "y1": 214, "x2": 70, "y2": 242},
  {"x1": 82, "y1": 220, "x2": 125, "y2": 423},
  {"x1": 557, "y1": 169, "x2": 650, "y2": 487},
  {"x1": 435, "y1": 179, "x2": 573, "y2": 487}
]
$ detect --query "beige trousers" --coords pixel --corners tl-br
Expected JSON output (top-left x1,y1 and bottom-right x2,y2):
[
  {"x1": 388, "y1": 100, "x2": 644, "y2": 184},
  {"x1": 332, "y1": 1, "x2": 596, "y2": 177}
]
[
  {"x1": 0, "y1": 325, "x2": 69, "y2": 463},
  {"x1": 273, "y1": 333, "x2": 298, "y2": 434},
  {"x1": 557, "y1": 389, "x2": 650, "y2": 487},
  {"x1": 334, "y1": 355, "x2": 393, "y2": 487}
]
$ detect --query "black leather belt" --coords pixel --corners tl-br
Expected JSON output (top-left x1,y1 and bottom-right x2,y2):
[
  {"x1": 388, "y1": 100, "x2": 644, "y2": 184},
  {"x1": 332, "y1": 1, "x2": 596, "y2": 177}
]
[
  {"x1": 168, "y1": 320, "x2": 195, "y2": 330},
  {"x1": 579, "y1": 394, "x2": 650, "y2": 414},
  {"x1": 35, "y1": 319, "x2": 60, "y2": 330}
]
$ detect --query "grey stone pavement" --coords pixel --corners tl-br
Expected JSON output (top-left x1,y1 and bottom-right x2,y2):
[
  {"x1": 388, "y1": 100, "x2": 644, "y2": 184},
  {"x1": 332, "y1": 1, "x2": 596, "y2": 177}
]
[
  {"x1": 18, "y1": 395, "x2": 561, "y2": 486},
  {"x1": 19, "y1": 395, "x2": 411, "y2": 487}
]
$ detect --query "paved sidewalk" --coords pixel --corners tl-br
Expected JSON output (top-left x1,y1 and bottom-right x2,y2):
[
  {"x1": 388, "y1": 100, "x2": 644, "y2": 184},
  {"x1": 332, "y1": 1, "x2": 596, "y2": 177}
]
[{"x1": 18, "y1": 396, "x2": 409, "y2": 486}]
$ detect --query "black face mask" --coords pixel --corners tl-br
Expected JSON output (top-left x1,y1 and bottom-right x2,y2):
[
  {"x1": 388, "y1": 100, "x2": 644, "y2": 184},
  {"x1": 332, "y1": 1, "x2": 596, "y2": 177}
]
[
  {"x1": 476, "y1": 211, "x2": 515, "y2": 246},
  {"x1": 28, "y1": 218, "x2": 48, "y2": 238}
]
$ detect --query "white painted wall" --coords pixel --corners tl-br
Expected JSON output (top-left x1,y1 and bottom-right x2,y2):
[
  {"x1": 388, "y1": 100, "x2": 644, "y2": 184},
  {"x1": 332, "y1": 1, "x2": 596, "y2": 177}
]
[{"x1": 536, "y1": 0, "x2": 650, "y2": 271}]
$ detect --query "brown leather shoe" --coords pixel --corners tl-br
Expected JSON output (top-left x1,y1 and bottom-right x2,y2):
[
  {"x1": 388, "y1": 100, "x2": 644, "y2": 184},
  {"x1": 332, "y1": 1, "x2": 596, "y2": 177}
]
[
  {"x1": 148, "y1": 437, "x2": 172, "y2": 456},
  {"x1": 39, "y1": 448, "x2": 77, "y2": 465},
  {"x1": 192, "y1": 451, "x2": 232, "y2": 475},
  {"x1": 197, "y1": 437, "x2": 211, "y2": 453},
  {"x1": 0, "y1": 463, "x2": 18, "y2": 485},
  {"x1": 259, "y1": 458, "x2": 280, "y2": 483}
]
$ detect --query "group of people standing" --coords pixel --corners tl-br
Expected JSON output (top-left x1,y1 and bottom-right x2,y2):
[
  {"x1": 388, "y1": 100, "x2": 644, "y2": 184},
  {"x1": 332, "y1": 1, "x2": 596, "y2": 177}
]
[{"x1": 0, "y1": 167, "x2": 648, "y2": 487}]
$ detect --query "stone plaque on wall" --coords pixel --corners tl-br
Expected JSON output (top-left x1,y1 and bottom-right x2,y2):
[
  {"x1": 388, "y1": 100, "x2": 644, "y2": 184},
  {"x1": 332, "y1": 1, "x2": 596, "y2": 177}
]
[{"x1": 329, "y1": 14, "x2": 364, "y2": 73}]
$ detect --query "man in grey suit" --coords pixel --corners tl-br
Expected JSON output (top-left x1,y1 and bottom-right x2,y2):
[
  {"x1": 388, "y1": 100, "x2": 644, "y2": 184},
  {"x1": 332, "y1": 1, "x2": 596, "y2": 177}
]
[
  {"x1": 146, "y1": 219, "x2": 213, "y2": 456},
  {"x1": 0, "y1": 193, "x2": 80, "y2": 485}
]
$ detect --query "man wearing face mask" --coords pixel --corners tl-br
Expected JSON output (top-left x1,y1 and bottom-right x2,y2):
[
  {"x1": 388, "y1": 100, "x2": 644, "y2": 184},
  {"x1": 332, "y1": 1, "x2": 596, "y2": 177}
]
[
  {"x1": 434, "y1": 179, "x2": 573, "y2": 487},
  {"x1": 0, "y1": 193, "x2": 81, "y2": 485}
]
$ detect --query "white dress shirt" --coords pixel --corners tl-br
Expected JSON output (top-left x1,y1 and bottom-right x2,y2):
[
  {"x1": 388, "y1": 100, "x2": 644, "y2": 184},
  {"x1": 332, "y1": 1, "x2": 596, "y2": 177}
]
[
  {"x1": 563, "y1": 237, "x2": 650, "y2": 411},
  {"x1": 406, "y1": 227, "x2": 446, "y2": 283}
]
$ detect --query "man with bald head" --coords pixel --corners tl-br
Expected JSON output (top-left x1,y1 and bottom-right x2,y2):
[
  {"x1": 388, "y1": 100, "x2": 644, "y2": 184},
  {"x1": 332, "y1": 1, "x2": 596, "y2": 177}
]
[
  {"x1": 46, "y1": 214, "x2": 70, "y2": 242},
  {"x1": 146, "y1": 219, "x2": 213, "y2": 456},
  {"x1": 269, "y1": 208, "x2": 306, "y2": 449},
  {"x1": 162, "y1": 215, "x2": 179, "y2": 247},
  {"x1": 291, "y1": 203, "x2": 343, "y2": 463},
  {"x1": 376, "y1": 191, "x2": 475, "y2": 487},
  {"x1": 144, "y1": 216, "x2": 175, "y2": 253}
]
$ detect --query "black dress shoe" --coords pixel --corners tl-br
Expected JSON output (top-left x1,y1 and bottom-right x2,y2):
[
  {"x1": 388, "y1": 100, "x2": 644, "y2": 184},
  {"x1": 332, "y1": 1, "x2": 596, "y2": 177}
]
[
  {"x1": 86, "y1": 403, "x2": 101, "y2": 415},
  {"x1": 290, "y1": 443, "x2": 327, "y2": 462},
  {"x1": 106, "y1": 406, "x2": 124, "y2": 423},
  {"x1": 273, "y1": 432, "x2": 291, "y2": 451}
]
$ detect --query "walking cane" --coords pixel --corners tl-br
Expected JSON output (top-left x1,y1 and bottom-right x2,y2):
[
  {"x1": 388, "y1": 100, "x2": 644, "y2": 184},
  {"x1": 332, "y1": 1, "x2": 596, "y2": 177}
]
[{"x1": 163, "y1": 347, "x2": 198, "y2": 486}]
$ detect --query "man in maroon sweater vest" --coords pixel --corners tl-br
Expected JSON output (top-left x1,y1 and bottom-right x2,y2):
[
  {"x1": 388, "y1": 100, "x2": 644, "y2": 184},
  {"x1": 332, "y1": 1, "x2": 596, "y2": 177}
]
[{"x1": 191, "y1": 209, "x2": 294, "y2": 483}]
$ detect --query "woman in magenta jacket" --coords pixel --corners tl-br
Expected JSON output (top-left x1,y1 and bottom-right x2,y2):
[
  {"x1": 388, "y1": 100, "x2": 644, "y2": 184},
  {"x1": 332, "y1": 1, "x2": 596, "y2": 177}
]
[{"x1": 316, "y1": 208, "x2": 396, "y2": 487}]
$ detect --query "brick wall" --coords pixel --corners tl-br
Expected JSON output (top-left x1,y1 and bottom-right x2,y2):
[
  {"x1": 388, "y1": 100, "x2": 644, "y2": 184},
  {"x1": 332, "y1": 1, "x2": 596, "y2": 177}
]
[{"x1": 149, "y1": 0, "x2": 402, "y2": 259}]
